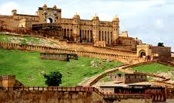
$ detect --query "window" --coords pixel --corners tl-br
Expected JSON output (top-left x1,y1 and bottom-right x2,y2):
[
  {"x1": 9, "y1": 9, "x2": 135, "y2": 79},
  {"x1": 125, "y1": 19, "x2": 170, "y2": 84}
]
[
  {"x1": 141, "y1": 76, "x2": 144, "y2": 79},
  {"x1": 118, "y1": 74, "x2": 122, "y2": 77},
  {"x1": 127, "y1": 76, "x2": 130, "y2": 79}
]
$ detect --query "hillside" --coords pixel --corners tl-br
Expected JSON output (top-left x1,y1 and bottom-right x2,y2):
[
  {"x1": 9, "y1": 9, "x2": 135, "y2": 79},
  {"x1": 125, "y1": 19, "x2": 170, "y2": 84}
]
[
  {"x1": 0, "y1": 32, "x2": 58, "y2": 47},
  {"x1": 132, "y1": 63, "x2": 174, "y2": 73},
  {"x1": 132, "y1": 63, "x2": 174, "y2": 80},
  {"x1": 0, "y1": 48, "x2": 122, "y2": 86}
]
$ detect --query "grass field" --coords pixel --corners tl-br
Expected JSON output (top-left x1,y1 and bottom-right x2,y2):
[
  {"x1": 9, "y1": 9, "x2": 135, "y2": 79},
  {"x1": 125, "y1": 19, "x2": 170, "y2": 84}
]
[
  {"x1": 0, "y1": 48, "x2": 122, "y2": 86},
  {"x1": 132, "y1": 63, "x2": 174, "y2": 73}
]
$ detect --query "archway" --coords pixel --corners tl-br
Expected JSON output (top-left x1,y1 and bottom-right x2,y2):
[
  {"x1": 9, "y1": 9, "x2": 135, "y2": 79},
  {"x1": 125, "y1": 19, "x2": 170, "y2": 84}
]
[
  {"x1": 47, "y1": 18, "x2": 53, "y2": 23},
  {"x1": 139, "y1": 51, "x2": 146, "y2": 58}
]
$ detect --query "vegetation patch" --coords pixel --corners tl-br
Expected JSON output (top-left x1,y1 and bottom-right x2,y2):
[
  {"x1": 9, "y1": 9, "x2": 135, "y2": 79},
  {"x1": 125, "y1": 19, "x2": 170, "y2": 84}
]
[
  {"x1": 0, "y1": 33, "x2": 57, "y2": 47},
  {"x1": 0, "y1": 48, "x2": 122, "y2": 86},
  {"x1": 132, "y1": 63, "x2": 174, "y2": 73}
]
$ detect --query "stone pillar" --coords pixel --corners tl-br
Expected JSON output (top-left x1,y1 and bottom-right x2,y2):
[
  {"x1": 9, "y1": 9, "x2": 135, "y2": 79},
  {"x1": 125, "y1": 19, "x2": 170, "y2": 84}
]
[
  {"x1": 84, "y1": 30, "x2": 86, "y2": 40},
  {"x1": 73, "y1": 13, "x2": 80, "y2": 42},
  {"x1": 112, "y1": 16, "x2": 119, "y2": 44},
  {"x1": 89, "y1": 30, "x2": 91, "y2": 42},
  {"x1": 87, "y1": 30, "x2": 89, "y2": 42},
  {"x1": 104, "y1": 31, "x2": 106, "y2": 41},
  {"x1": 106, "y1": 32, "x2": 108, "y2": 44},
  {"x1": 92, "y1": 16, "x2": 100, "y2": 43}
]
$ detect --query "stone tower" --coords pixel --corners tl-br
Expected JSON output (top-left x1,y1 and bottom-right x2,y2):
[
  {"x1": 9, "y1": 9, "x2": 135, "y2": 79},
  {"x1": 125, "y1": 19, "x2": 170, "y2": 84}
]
[
  {"x1": 11, "y1": 9, "x2": 17, "y2": 15},
  {"x1": 73, "y1": 13, "x2": 80, "y2": 42},
  {"x1": 92, "y1": 15, "x2": 100, "y2": 43},
  {"x1": 112, "y1": 16, "x2": 119, "y2": 43},
  {"x1": 37, "y1": 4, "x2": 61, "y2": 23}
]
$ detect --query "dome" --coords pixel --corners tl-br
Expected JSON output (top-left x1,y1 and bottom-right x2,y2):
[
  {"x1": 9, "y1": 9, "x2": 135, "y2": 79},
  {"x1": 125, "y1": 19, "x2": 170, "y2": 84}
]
[
  {"x1": 53, "y1": 5, "x2": 57, "y2": 9},
  {"x1": 73, "y1": 12, "x2": 80, "y2": 19},
  {"x1": 92, "y1": 15, "x2": 99, "y2": 20},
  {"x1": 112, "y1": 16, "x2": 119, "y2": 22},
  {"x1": 43, "y1": 4, "x2": 47, "y2": 8}
]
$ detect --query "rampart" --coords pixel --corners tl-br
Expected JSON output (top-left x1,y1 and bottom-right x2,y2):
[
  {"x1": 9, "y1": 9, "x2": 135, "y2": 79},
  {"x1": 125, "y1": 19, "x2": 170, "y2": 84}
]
[
  {"x1": 151, "y1": 46, "x2": 171, "y2": 61},
  {"x1": 0, "y1": 42, "x2": 143, "y2": 64},
  {"x1": 0, "y1": 86, "x2": 151, "y2": 103},
  {"x1": 0, "y1": 32, "x2": 137, "y2": 55}
]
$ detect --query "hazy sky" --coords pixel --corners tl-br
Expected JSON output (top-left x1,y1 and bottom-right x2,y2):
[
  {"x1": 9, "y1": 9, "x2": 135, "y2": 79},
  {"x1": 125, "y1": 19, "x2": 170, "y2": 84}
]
[{"x1": 0, "y1": 0, "x2": 174, "y2": 51}]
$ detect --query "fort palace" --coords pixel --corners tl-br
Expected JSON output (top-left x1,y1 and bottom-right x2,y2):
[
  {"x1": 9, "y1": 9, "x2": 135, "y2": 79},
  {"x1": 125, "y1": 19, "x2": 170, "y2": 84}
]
[
  {"x1": 0, "y1": 4, "x2": 141, "y2": 50},
  {"x1": 0, "y1": 4, "x2": 171, "y2": 61}
]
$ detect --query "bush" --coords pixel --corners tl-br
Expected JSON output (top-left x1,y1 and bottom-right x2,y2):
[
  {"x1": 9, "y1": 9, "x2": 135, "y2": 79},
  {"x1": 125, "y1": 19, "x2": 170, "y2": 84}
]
[
  {"x1": 44, "y1": 71, "x2": 62, "y2": 86},
  {"x1": 158, "y1": 42, "x2": 164, "y2": 47}
]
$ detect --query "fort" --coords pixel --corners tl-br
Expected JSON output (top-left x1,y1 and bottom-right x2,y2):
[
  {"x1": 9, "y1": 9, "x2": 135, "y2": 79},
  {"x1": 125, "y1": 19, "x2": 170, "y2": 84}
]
[
  {"x1": 0, "y1": 4, "x2": 134, "y2": 48},
  {"x1": 0, "y1": 4, "x2": 171, "y2": 62},
  {"x1": 0, "y1": 4, "x2": 174, "y2": 103}
]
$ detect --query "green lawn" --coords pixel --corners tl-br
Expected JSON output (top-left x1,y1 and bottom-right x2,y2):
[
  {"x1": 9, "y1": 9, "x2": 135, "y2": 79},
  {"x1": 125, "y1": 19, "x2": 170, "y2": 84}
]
[
  {"x1": 132, "y1": 63, "x2": 174, "y2": 73},
  {"x1": 0, "y1": 48, "x2": 122, "y2": 86}
]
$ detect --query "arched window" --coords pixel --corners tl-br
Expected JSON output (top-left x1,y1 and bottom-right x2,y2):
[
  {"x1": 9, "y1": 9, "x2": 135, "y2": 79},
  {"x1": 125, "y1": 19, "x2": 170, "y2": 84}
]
[{"x1": 47, "y1": 18, "x2": 53, "y2": 23}]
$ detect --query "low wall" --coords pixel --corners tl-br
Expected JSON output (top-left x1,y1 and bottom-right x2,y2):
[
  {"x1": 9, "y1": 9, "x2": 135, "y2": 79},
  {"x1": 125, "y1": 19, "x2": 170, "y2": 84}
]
[
  {"x1": 116, "y1": 99, "x2": 151, "y2": 103},
  {"x1": 40, "y1": 53, "x2": 78, "y2": 61}
]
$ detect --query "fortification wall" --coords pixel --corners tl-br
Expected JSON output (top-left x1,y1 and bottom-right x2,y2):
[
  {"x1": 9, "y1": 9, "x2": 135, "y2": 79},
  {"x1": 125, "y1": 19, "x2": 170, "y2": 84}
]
[
  {"x1": 0, "y1": 87, "x2": 152, "y2": 103},
  {"x1": 0, "y1": 87, "x2": 103, "y2": 103},
  {"x1": 0, "y1": 16, "x2": 18, "y2": 30},
  {"x1": 0, "y1": 32, "x2": 136, "y2": 56},
  {"x1": 117, "y1": 37, "x2": 138, "y2": 51},
  {"x1": 0, "y1": 42, "x2": 142, "y2": 64},
  {"x1": 151, "y1": 46, "x2": 171, "y2": 61}
]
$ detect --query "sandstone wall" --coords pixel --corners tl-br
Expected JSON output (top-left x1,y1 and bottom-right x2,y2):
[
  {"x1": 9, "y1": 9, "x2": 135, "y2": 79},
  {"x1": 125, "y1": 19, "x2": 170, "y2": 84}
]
[
  {"x1": 151, "y1": 46, "x2": 171, "y2": 61},
  {"x1": 0, "y1": 42, "x2": 143, "y2": 64},
  {"x1": 0, "y1": 16, "x2": 19, "y2": 30},
  {"x1": 0, "y1": 88, "x2": 102, "y2": 103},
  {"x1": 116, "y1": 99, "x2": 151, "y2": 103},
  {"x1": 117, "y1": 37, "x2": 138, "y2": 51},
  {"x1": 0, "y1": 87, "x2": 152, "y2": 103}
]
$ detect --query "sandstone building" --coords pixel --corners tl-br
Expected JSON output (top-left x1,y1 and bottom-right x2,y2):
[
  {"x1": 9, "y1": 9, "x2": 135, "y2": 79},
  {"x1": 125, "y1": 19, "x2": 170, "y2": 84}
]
[
  {"x1": 0, "y1": 4, "x2": 141, "y2": 50},
  {"x1": 0, "y1": 4, "x2": 171, "y2": 61}
]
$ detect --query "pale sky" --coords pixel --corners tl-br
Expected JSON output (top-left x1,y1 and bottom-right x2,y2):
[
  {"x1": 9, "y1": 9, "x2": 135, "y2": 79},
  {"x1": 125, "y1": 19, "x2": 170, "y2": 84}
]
[{"x1": 0, "y1": 0, "x2": 174, "y2": 51}]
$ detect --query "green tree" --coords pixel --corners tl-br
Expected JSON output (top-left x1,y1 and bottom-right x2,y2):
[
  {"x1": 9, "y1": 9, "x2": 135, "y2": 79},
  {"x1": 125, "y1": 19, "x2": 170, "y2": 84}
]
[
  {"x1": 158, "y1": 42, "x2": 164, "y2": 47},
  {"x1": 44, "y1": 71, "x2": 62, "y2": 86}
]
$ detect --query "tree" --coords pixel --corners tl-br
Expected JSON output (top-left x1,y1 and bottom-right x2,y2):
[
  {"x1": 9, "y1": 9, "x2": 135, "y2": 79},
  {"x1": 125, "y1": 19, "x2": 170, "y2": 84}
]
[
  {"x1": 158, "y1": 42, "x2": 164, "y2": 47},
  {"x1": 43, "y1": 71, "x2": 62, "y2": 86}
]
